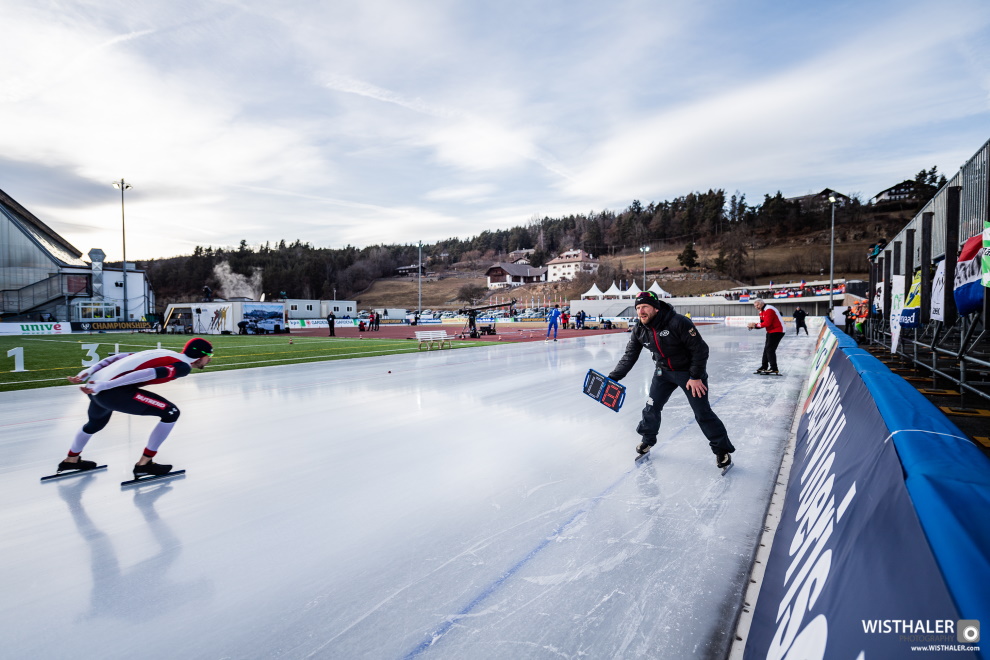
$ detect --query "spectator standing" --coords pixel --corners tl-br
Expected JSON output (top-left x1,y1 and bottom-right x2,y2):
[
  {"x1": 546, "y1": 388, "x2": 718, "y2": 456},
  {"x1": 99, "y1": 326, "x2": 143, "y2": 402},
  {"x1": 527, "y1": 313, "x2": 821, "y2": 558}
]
[
  {"x1": 327, "y1": 311, "x2": 336, "y2": 337},
  {"x1": 843, "y1": 307, "x2": 855, "y2": 335},
  {"x1": 747, "y1": 298, "x2": 785, "y2": 375},
  {"x1": 792, "y1": 307, "x2": 808, "y2": 336}
]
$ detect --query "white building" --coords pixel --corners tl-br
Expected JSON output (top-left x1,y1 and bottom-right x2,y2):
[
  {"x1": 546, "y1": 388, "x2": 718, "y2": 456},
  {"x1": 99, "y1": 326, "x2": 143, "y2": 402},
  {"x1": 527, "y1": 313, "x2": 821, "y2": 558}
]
[{"x1": 545, "y1": 249, "x2": 599, "y2": 282}]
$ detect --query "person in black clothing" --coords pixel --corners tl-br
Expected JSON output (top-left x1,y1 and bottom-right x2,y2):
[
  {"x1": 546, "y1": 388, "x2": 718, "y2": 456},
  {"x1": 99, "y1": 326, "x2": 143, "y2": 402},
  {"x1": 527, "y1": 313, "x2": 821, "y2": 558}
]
[
  {"x1": 607, "y1": 291, "x2": 735, "y2": 470},
  {"x1": 327, "y1": 311, "x2": 336, "y2": 337},
  {"x1": 793, "y1": 307, "x2": 808, "y2": 335}
]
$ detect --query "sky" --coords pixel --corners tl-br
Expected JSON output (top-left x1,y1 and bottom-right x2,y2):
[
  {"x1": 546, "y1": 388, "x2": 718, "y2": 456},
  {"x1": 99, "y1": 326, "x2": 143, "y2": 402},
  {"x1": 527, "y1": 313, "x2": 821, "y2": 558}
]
[{"x1": 2, "y1": 0, "x2": 989, "y2": 261}]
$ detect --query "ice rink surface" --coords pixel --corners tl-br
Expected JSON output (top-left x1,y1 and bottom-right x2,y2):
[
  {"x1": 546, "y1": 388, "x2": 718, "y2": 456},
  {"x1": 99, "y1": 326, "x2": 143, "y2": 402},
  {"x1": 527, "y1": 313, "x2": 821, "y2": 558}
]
[{"x1": 1, "y1": 324, "x2": 817, "y2": 659}]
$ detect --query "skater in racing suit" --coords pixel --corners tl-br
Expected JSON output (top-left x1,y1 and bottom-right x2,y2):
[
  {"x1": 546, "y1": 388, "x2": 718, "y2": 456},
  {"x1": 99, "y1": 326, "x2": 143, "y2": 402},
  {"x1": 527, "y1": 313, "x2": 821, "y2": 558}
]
[
  {"x1": 608, "y1": 292, "x2": 734, "y2": 470},
  {"x1": 56, "y1": 337, "x2": 213, "y2": 478}
]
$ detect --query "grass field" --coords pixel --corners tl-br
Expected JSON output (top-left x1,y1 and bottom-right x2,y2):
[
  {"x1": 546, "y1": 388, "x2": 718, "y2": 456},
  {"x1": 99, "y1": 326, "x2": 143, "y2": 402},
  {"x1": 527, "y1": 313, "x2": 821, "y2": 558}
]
[{"x1": 0, "y1": 334, "x2": 498, "y2": 392}]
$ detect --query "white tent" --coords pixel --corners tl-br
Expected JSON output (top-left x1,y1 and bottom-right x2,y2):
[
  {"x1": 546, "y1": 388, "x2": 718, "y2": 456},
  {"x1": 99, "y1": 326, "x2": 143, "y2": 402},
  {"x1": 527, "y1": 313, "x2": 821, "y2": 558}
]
[
  {"x1": 602, "y1": 281, "x2": 624, "y2": 298},
  {"x1": 648, "y1": 281, "x2": 672, "y2": 298},
  {"x1": 624, "y1": 282, "x2": 642, "y2": 298},
  {"x1": 581, "y1": 283, "x2": 604, "y2": 299}
]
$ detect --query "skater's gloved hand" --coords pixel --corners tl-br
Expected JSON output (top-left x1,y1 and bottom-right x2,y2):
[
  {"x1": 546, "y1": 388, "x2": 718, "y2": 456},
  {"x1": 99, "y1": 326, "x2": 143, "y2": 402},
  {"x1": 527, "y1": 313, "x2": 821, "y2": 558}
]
[
  {"x1": 82, "y1": 380, "x2": 108, "y2": 395},
  {"x1": 607, "y1": 372, "x2": 621, "y2": 382}
]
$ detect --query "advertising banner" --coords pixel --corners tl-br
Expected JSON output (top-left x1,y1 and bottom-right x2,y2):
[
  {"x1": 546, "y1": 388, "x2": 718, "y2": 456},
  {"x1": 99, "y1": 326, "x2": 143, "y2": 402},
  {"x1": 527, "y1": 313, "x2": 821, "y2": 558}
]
[
  {"x1": 745, "y1": 346, "x2": 968, "y2": 659},
  {"x1": 954, "y1": 233, "x2": 984, "y2": 316},
  {"x1": 931, "y1": 260, "x2": 946, "y2": 321},
  {"x1": 983, "y1": 219, "x2": 990, "y2": 287},
  {"x1": 889, "y1": 274, "x2": 905, "y2": 353},
  {"x1": 69, "y1": 321, "x2": 152, "y2": 332},
  {"x1": 898, "y1": 272, "x2": 922, "y2": 329},
  {"x1": 0, "y1": 322, "x2": 71, "y2": 335}
]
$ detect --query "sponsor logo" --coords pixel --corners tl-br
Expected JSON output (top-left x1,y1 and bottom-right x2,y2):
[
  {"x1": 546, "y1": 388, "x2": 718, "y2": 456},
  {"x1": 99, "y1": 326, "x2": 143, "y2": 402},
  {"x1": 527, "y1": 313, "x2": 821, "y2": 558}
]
[
  {"x1": 16, "y1": 323, "x2": 65, "y2": 334},
  {"x1": 133, "y1": 393, "x2": 167, "y2": 409},
  {"x1": 71, "y1": 321, "x2": 152, "y2": 331},
  {"x1": 659, "y1": 330, "x2": 670, "y2": 336}
]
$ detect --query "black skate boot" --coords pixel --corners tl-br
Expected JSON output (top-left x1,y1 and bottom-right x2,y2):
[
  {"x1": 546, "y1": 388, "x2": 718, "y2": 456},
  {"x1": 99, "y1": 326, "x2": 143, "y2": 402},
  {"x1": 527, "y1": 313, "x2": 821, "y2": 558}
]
[
  {"x1": 635, "y1": 440, "x2": 655, "y2": 464},
  {"x1": 57, "y1": 458, "x2": 98, "y2": 473},
  {"x1": 717, "y1": 452, "x2": 733, "y2": 475},
  {"x1": 133, "y1": 461, "x2": 173, "y2": 477},
  {"x1": 754, "y1": 368, "x2": 768, "y2": 375}
]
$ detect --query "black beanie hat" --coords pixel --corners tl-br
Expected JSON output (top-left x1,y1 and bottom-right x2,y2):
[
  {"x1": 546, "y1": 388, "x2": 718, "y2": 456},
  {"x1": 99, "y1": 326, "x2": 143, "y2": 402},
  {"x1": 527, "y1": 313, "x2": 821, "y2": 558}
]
[
  {"x1": 634, "y1": 291, "x2": 662, "y2": 309},
  {"x1": 182, "y1": 337, "x2": 213, "y2": 359}
]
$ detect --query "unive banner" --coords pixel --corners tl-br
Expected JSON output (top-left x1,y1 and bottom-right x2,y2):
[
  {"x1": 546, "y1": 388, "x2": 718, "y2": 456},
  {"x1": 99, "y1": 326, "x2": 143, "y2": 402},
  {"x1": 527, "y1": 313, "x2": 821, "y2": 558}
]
[
  {"x1": 745, "y1": 343, "x2": 967, "y2": 659},
  {"x1": 0, "y1": 322, "x2": 71, "y2": 335}
]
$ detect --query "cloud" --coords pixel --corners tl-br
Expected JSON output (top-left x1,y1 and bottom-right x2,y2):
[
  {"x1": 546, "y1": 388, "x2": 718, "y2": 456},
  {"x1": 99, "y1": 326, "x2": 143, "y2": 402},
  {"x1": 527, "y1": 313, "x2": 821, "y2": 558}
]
[{"x1": 2, "y1": 0, "x2": 989, "y2": 261}]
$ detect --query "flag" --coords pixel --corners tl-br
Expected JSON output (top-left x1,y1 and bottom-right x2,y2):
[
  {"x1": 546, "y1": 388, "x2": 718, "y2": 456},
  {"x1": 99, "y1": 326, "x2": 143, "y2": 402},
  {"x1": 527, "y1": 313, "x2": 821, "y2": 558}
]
[
  {"x1": 954, "y1": 233, "x2": 984, "y2": 316},
  {"x1": 800, "y1": 279, "x2": 806, "y2": 289},
  {"x1": 983, "y1": 219, "x2": 990, "y2": 287},
  {"x1": 769, "y1": 280, "x2": 774, "y2": 289}
]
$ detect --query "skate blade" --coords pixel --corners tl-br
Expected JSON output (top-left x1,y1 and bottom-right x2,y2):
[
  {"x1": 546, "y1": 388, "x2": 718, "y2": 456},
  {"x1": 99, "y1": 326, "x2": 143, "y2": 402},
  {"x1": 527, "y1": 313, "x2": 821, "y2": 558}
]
[
  {"x1": 41, "y1": 465, "x2": 108, "y2": 482},
  {"x1": 721, "y1": 463, "x2": 734, "y2": 476},
  {"x1": 120, "y1": 469, "x2": 186, "y2": 488},
  {"x1": 634, "y1": 451, "x2": 651, "y2": 465}
]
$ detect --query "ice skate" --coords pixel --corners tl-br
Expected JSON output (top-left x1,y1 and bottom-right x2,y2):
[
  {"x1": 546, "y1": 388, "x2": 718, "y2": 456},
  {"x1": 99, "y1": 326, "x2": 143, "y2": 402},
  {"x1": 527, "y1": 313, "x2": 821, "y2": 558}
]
[
  {"x1": 717, "y1": 452, "x2": 733, "y2": 475},
  {"x1": 41, "y1": 458, "x2": 108, "y2": 482},
  {"x1": 634, "y1": 441, "x2": 654, "y2": 465},
  {"x1": 57, "y1": 458, "x2": 98, "y2": 473},
  {"x1": 133, "y1": 461, "x2": 173, "y2": 477}
]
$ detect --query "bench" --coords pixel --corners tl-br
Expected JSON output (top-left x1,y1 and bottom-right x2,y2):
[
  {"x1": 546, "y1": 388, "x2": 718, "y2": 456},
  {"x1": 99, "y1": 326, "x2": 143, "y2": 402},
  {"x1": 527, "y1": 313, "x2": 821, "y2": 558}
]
[{"x1": 416, "y1": 330, "x2": 452, "y2": 350}]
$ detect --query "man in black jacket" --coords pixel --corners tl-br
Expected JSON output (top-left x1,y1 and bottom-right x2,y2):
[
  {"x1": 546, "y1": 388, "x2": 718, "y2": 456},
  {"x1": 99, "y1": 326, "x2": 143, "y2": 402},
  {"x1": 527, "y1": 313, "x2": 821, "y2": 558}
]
[
  {"x1": 792, "y1": 306, "x2": 808, "y2": 335},
  {"x1": 608, "y1": 291, "x2": 735, "y2": 470}
]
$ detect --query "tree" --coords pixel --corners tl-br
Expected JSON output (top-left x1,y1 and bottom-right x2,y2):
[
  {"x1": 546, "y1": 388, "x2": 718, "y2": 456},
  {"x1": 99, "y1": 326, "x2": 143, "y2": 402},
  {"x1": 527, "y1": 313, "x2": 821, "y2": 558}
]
[
  {"x1": 677, "y1": 243, "x2": 699, "y2": 269},
  {"x1": 457, "y1": 284, "x2": 489, "y2": 305}
]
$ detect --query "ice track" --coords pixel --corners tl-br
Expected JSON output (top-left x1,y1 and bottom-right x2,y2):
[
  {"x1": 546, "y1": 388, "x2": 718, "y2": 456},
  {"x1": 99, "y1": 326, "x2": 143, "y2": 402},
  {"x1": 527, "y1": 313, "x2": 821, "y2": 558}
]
[{"x1": 0, "y1": 326, "x2": 817, "y2": 659}]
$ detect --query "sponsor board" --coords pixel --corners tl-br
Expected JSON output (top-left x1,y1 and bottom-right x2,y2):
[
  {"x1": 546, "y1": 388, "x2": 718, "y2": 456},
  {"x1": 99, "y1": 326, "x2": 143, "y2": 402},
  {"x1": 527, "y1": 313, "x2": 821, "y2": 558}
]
[
  {"x1": 71, "y1": 321, "x2": 153, "y2": 332},
  {"x1": 745, "y1": 331, "x2": 968, "y2": 659},
  {"x1": 0, "y1": 322, "x2": 71, "y2": 335}
]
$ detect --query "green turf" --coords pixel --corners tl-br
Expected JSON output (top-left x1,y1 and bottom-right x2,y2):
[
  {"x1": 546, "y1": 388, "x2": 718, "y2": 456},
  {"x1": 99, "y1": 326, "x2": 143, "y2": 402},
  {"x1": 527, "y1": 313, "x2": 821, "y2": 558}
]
[{"x1": 0, "y1": 334, "x2": 499, "y2": 392}]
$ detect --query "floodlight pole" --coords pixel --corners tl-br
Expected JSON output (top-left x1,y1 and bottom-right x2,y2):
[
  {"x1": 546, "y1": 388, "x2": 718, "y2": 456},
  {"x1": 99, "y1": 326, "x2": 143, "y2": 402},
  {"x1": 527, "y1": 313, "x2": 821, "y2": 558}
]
[
  {"x1": 418, "y1": 241, "x2": 422, "y2": 315},
  {"x1": 828, "y1": 195, "x2": 837, "y2": 314},
  {"x1": 112, "y1": 179, "x2": 132, "y2": 322},
  {"x1": 640, "y1": 245, "x2": 650, "y2": 288}
]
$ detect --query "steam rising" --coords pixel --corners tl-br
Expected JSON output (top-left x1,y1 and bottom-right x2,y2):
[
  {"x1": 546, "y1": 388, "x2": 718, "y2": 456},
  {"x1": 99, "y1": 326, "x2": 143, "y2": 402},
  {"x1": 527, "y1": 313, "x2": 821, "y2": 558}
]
[{"x1": 213, "y1": 262, "x2": 262, "y2": 300}]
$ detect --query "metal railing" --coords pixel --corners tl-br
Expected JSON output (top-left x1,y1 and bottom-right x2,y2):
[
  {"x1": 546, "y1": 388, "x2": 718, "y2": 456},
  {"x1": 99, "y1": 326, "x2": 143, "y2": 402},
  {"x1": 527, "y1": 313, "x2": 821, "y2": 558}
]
[
  {"x1": 866, "y1": 137, "x2": 989, "y2": 405},
  {"x1": 0, "y1": 273, "x2": 90, "y2": 314}
]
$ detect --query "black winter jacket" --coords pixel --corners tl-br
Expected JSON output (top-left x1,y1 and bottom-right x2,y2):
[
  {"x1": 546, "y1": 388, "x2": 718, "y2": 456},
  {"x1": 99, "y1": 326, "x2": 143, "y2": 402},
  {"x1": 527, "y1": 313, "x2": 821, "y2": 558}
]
[{"x1": 608, "y1": 302, "x2": 710, "y2": 381}]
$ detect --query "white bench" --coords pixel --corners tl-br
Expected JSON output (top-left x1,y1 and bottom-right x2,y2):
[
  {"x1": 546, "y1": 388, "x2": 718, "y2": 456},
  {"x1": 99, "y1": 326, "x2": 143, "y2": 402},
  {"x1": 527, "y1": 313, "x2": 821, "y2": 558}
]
[{"x1": 416, "y1": 330, "x2": 452, "y2": 350}]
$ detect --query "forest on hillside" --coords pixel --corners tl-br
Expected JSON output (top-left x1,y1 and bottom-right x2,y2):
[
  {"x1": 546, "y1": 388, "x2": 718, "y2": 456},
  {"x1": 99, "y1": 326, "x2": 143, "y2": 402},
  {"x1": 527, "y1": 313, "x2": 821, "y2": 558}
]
[{"x1": 140, "y1": 168, "x2": 945, "y2": 308}]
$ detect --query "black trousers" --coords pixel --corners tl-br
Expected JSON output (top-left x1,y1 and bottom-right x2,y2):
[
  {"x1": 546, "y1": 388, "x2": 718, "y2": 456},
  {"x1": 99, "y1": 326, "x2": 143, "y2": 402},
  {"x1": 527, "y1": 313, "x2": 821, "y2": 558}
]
[
  {"x1": 82, "y1": 388, "x2": 179, "y2": 434},
  {"x1": 795, "y1": 322, "x2": 808, "y2": 335},
  {"x1": 761, "y1": 332, "x2": 785, "y2": 371},
  {"x1": 636, "y1": 370, "x2": 734, "y2": 455}
]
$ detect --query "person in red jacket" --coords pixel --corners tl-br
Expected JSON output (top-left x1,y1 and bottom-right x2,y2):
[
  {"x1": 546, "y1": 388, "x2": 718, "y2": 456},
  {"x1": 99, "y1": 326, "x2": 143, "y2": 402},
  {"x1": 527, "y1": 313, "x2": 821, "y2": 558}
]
[
  {"x1": 747, "y1": 298, "x2": 785, "y2": 374},
  {"x1": 56, "y1": 337, "x2": 214, "y2": 478}
]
